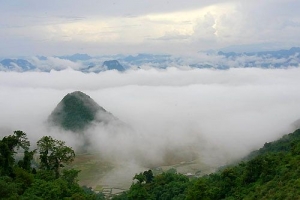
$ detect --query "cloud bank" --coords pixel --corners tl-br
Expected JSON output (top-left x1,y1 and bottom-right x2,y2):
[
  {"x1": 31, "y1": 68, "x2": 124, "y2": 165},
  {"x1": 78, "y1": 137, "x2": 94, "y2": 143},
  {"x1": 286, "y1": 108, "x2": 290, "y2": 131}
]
[{"x1": 1, "y1": 67, "x2": 300, "y2": 170}]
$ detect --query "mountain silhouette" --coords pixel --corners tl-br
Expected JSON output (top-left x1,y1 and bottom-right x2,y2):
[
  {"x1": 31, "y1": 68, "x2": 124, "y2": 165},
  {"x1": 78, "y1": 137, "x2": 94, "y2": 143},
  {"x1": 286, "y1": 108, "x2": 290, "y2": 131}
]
[{"x1": 102, "y1": 60, "x2": 125, "y2": 71}]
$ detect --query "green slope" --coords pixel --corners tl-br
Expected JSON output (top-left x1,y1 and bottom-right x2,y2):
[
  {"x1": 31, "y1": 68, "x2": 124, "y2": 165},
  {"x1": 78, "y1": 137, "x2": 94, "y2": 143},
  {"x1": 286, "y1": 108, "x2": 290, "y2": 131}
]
[
  {"x1": 114, "y1": 129, "x2": 300, "y2": 200},
  {"x1": 48, "y1": 91, "x2": 107, "y2": 132}
]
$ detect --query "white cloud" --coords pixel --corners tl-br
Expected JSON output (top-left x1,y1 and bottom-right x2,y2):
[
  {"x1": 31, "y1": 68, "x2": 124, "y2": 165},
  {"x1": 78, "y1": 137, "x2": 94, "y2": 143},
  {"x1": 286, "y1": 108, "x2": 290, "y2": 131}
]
[
  {"x1": 1, "y1": 67, "x2": 300, "y2": 188},
  {"x1": 1, "y1": 67, "x2": 300, "y2": 163},
  {"x1": 30, "y1": 57, "x2": 84, "y2": 71}
]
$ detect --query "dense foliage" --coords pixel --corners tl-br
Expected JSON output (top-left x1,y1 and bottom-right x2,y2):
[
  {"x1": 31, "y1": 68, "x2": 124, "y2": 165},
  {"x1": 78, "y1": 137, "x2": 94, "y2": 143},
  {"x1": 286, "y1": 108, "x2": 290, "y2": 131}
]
[
  {"x1": 2, "y1": 129, "x2": 300, "y2": 199},
  {"x1": 0, "y1": 131, "x2": 104, "y2": 200},
  {"x1": 48, "y1": 91, "x2": 105, "y2": 132},
  {"x1": 113, "y1": 129, "x2": 300, "y2": 200}
]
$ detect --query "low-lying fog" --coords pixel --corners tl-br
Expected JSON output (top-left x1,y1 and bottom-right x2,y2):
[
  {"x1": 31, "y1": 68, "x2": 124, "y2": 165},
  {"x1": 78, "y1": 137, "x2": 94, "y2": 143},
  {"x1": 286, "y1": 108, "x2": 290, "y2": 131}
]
[{"x1": 1, "y1": 67, "x2": 300, "y2": 177}]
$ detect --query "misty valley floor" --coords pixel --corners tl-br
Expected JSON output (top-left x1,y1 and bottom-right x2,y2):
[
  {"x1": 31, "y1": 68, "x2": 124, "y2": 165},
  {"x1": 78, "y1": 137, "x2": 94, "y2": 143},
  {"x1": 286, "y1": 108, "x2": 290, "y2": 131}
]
[{"x1": 71, "y1": 153, "x2": 217, "y2": 195}]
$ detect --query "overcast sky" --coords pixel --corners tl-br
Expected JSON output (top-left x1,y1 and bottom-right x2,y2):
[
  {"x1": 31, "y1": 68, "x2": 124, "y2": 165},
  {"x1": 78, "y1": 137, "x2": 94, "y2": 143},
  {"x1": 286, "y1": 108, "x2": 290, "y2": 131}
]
[{"x1": 1, "y1": 0, "x2": 300, "y2": 56}]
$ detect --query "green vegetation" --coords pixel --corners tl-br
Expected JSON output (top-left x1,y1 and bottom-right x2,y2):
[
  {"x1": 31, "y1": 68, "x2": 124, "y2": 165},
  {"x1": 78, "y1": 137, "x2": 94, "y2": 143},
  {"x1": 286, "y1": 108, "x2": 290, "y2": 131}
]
[
  {"x1": 0, "y1": 131, "x2": 105, "y2": 200},
  {"x1": 48, "y1": 91, "x2": 106, "y2": 132},
  {"x1": 37, "y1": 136, "x2": 75, "y2": 178},
  {"x1": 113, "y1": 129, "x2": 300, "y2": 200},
  {"x1": 2, "y1": 129, "x2": 300, "y2": 199}
]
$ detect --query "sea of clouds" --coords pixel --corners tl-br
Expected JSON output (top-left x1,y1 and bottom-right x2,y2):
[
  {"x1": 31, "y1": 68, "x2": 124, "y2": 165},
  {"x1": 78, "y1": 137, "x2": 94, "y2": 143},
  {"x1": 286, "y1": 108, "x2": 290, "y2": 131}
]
[{"x1": 1, "y1": 67, "x2": 300, "y2": 170}]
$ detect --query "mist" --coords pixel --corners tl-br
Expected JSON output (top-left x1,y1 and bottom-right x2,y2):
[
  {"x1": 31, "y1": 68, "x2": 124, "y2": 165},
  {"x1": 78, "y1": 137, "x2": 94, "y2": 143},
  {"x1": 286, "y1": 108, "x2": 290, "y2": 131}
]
[{"x1": 1, "y1": 67, "x2": 300, "y2": 186}]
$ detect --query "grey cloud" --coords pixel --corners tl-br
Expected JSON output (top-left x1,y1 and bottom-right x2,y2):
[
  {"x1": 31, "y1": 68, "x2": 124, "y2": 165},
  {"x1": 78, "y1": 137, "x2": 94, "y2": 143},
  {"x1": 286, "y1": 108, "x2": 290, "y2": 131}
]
[
  {"x1": 1, "y1": 1, "x2": 300, "y2": 62},
  {"x1": 0, "y1": 0, "x2": 230, "y2": 18},
  {"x1": 152, "y1": 32, "x2": 190, "y2": 41}
]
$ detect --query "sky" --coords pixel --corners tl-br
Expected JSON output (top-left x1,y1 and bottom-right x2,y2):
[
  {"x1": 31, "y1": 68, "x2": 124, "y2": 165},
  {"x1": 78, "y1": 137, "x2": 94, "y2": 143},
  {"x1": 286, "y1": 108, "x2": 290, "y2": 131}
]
[{"x1": 1, "y1": 0, "x2": 300, "y2": 56}]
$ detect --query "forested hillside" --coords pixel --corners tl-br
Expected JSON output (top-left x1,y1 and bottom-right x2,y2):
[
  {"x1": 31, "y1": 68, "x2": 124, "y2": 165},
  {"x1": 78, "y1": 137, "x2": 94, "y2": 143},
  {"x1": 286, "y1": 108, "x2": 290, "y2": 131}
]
[
  {"x1": 113, "y1": 129, "x2": 300, "y2": 200},
  {"x1": 48, "y1": 91, "x2": 108, "y2": 132},
  {"x1": 0, "y1": 131, "x2": 104, "y2": 200},
  {"x1": 1, "y1": 129, "x2": 300, "y2": 199}
]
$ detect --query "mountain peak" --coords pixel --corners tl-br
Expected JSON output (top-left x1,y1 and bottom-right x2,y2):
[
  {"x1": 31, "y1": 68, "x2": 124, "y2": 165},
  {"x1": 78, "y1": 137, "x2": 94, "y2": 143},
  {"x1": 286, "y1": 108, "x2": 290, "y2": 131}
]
[
  {"x1": 48, "y1": 91, "x2": 109, "y2": 132},
  {"x1": 0, "y1": 58, "x2": 36, "y2": 71},
  {"x1": 102, "y1": 60, "x2": 125, "y2": 71},
  {"x1": 58, "y1": 54, "x2": 92, "y2": 61}
]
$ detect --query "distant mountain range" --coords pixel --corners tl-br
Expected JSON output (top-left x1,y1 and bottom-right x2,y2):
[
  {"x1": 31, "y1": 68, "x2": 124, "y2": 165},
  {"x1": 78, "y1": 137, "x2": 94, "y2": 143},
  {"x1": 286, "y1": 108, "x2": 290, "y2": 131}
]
[
  {"x1": 218, "y1": 47, "x2": 300, "y2": 59},
  {"x1": 58, "y1": 53, "x2": 92, "y2": 62},
  {"x1": 0, "y1": 59, "x2": 36, "y2": 71},
  {"x1": 81, "y1": 60, "x2": 126, "y2": 73},
  {"x1": 217, "y1": 47, "x2": 300, "y2": 68},
  {"x1": 1, "y1": 47, "x2": 300, "y2": 72}
]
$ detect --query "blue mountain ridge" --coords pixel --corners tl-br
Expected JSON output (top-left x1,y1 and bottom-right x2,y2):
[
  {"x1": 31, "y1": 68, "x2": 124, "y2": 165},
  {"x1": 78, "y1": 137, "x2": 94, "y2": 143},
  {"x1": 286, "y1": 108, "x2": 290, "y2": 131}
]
[
  {"x1": 1, "y1": 47, "x2": 300, "y2": 72},
  {"x1": 0, "y1": 59, "x2": 36, "y2": 71}
]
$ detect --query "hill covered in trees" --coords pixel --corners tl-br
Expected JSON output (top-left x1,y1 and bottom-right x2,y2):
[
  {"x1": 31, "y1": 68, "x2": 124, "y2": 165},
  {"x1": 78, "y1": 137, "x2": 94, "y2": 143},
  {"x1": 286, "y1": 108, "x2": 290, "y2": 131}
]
[
  {"x1": 48, "y1": 91, "x2": 115, "y2": 132},
  {"x1": 113, "y1": 129, "x2": 300, "y2": 200}
]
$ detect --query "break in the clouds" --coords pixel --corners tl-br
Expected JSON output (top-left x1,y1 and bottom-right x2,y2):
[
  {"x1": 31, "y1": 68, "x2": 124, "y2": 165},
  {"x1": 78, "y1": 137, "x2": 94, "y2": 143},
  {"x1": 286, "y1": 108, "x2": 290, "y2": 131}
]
[
  {"x1": 1, "y1": 0, "x2": 300, "y2": 56},
  {"x1": 1, "y1": 67, "x2": 300, "y2": 169}
]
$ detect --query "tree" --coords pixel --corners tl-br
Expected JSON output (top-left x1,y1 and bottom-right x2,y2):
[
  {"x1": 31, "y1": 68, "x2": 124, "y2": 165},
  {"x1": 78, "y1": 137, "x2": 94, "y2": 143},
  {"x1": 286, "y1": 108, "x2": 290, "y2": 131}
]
[
  {"x1": 37, "y1": 136, "x2": 75, "y2": 178},
  {"x1": 133, "y1": 170, "x2": 153, "y2": 184},
  {"x1": 18, "y1": 149, "x2": 36, "y2": 172},
  {"x1": 0, "y1": 176, "x2": 20, "y2": 199},
  {"x1": 0, "y1": 131, "x2": 105, "y2": 199},
  {"x1": 62, "y1": 169, "x2": 81, "y2": 185},
  {"x1": 133, "y1": 172, "x2": 146, "y2": 184},
  {"x1": 0, "y1": 130, "x2": 30, "y2": 176},
  {"x1": 127, "y1": 183, "x2": 151, "y2": 200},
  {"x1": 143, "y1": 170, "x2": 154, "y2": 183}
]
